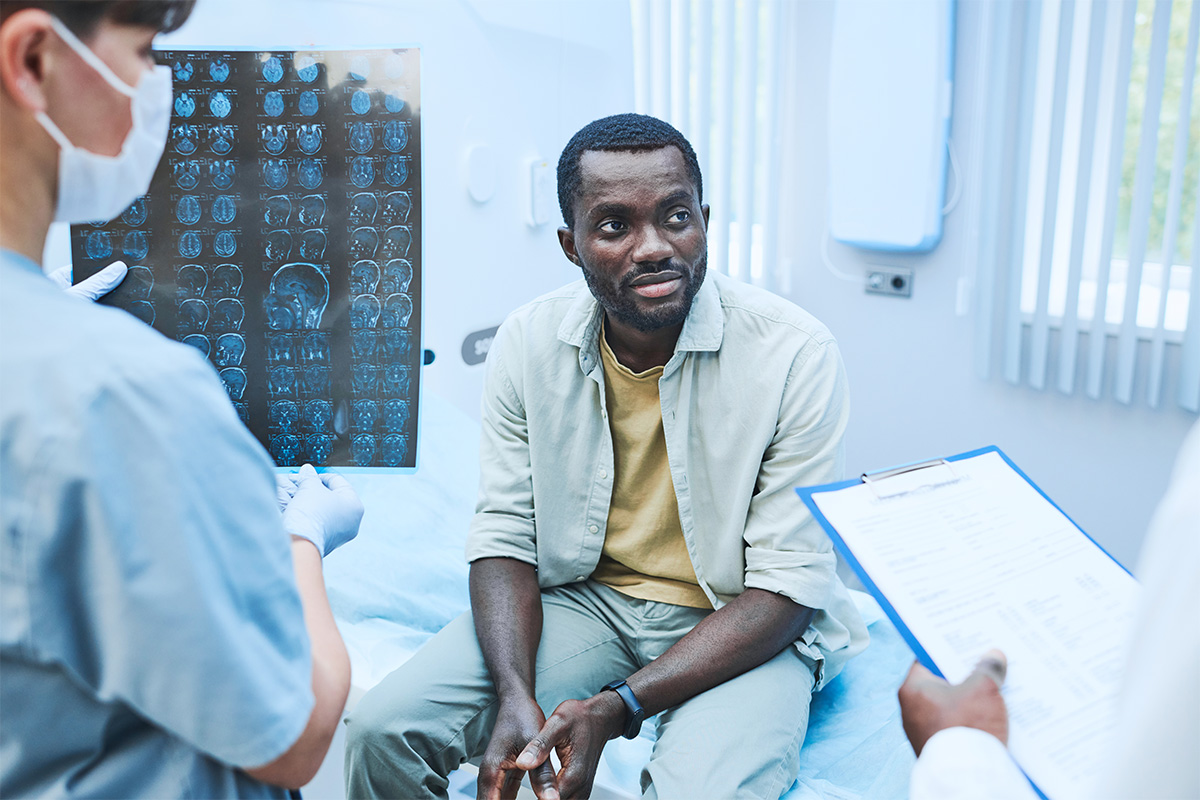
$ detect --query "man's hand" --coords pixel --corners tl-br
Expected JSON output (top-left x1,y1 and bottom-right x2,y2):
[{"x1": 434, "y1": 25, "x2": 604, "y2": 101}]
[
  {"x1": 897, "y1": 649, "x2": 1009, "y2": 756},
  {"x1": 47, "y1": 261, "x2": 128, "y2": 301},
  {"x1": 512, "y1": 691, "x2": 625, "y2": 800},
  {"x1": 477, "y1": 695, "x2": 558, "y2": 800}
]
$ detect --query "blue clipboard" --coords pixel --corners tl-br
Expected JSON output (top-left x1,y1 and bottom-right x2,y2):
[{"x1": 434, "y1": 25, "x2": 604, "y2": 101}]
[{"x1": 795, "y1": 445, "x2": 1132, "y2": 800}]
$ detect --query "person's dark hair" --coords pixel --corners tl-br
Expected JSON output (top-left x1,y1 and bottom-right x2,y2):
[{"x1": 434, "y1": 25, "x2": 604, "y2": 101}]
[
  {"x1": 0, "y1": 0, "x2": 195, "y2": 37},
  {"x1": 557, "y1": 113, "x2": 703, "y2": 229}
]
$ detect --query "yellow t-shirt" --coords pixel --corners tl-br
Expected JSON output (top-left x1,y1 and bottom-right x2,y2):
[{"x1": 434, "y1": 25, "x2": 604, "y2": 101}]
[{"x1": 590, "y1": 327, "x2": 712, "y2": 609}]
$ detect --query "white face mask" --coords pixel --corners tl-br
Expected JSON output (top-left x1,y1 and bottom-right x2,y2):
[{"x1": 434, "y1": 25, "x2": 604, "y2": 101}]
[{"x1": 34, "y1": 16, "x2": 172, "y2": 224}]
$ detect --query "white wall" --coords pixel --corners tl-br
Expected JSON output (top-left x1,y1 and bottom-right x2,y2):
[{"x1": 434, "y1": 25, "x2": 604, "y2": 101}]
[{"x1": 778, "y1": 0, "x2": 1197, "y2": 570}]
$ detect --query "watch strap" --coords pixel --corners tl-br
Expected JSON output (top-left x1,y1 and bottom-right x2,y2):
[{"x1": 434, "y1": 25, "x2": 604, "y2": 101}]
[{"x1": 602, "y1": 679, "x2": 645, "y2": 740}]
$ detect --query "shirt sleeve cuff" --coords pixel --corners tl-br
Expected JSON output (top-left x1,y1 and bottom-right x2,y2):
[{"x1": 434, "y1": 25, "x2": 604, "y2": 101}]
[{"x1": 911, "y1": 728, "x2": 1036, "y2": 800}]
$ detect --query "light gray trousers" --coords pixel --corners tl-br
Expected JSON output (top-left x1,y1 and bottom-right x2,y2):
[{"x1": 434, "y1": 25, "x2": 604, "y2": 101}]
[{"x1": 343, "y1": 580, "x2": 814, "y2": 800}]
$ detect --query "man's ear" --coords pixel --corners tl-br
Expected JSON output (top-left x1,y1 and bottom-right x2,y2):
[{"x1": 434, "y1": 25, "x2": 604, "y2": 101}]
[
  {"x1": 557, "y1": 226, "x2": 583, "y2": 268},
  {"x1": 701, "y1": 203, "x2": 710, "y2": 229},
  {"x1": 0, "y1": 9, "x2": 56, "y2": 113}
]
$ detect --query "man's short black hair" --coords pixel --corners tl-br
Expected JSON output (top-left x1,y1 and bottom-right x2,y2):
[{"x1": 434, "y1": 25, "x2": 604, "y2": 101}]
[
  {"x1": 0, "y1": 0, "x2": 195, "y2": 37},
  {"x1": 557, "y1": 113, "x2": 703, "y2": 229}
]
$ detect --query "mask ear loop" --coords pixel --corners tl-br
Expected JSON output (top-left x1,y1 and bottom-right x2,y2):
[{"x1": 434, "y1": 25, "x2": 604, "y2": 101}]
[{"x1": 47, "y1": 15, "x2": 137, "y2": 98}]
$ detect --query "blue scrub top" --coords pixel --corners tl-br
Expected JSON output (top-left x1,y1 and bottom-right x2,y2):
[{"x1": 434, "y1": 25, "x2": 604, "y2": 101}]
[{"x1": 0, "y1": 250, "x2": 313, "y2": 798}]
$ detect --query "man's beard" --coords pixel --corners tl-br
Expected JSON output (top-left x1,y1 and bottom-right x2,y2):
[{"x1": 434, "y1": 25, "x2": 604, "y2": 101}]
[{"x1": 581, "y1": 252, "x2": 708, "y2": 333}]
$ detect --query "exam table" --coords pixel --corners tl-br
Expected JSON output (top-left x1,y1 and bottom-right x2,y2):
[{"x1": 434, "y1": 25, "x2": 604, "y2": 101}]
[{"x1": 304, "y1": 393, "x2": 917, "y2": 800}]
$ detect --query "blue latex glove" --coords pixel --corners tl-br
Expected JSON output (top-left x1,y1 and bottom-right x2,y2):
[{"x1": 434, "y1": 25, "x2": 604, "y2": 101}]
[
  {"x1": 47, "y1": 261, "x2": 128, "y2": 301},
  {"x1": 281, "y1": 464, "x2": 363, "y2": 556}
]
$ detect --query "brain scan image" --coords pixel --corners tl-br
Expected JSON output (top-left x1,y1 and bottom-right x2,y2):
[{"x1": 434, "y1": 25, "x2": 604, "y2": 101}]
[
  {"x1": 212, "y1": 297, "x2": 245, "y2": 331},
  {"x1": 233, "y1": 402, "x2": 250, "y2": 425},
  {"x1": 299, "y1": 195, "x2": 326, "y2": 227},
  {"x1": 265, "y1": 195, "x2": 291, "y2": 227},
  {"x1": 178, "y1": 230, "x2": 202, "y2": 258},
  {"x1": 176, "y1": 264, "x2": 207, "y2": 299},
  {"x1": 272, "y1": 434, "x2": 301, "y2": 465},
  {"x1": 210, "y1": 160, "x2": 236, "y2": 190},
  {"x1": 265, "y1": 262, "x2": 329, "y2": 330},
  {"x1": 84, "y1": 231, "x2": 112, "y2": 260},
  {"x1": 383, "y1": 363, "x2": 411, "y2": 396},
  {"x1": 349, "y1": 55, "x2": 371, "y2": 81},
  {"x1": 220, "y1": 367, "x2": 247, "y2": 400},
  {"x1": 265, "y1": 229, "x2": 292, "y2": 263},
  {"x1": 123, "y1": 231, "x2": 149, "y2": 261},
  {"x1": 178, "y1": 298, "x2": 209, "y2": 333},
  {"x1": 351, "y1": 227, "x2": 379, "y2": 259},
  {"x1": 297, "y1": 158, "x2": 324, "y2": 190},
  {"x1": 350, "y1": 294, "x2": 381, "y2": 329},
  {"x1": 352, "y1": 399, "x2": 378, "y2": 431},
  {"x1": 270, "y1": 400, "x2": 299, "y2": 433},
  {"x1": 350, "y1": 193, "x2": 378, "y2": 225},
  {"x1": 383, "y1": 226, "x2": 412, "y2": 259},
  {"x1": 124, "y1": 266, "x2": 154, "y2": 300},
  {"x1": 209, "y1": 91, "x2": 232, "y2": 119},
  {"x1": 382, "y1": 120, "x2": 408, "y2": 152},
  {"x1": 208, "y1": 58, "x2": 230, "y2": 83},
  {"x1": 296, "y1": 55, "x2": 320, "y2": 83},
  {"x1": 181, "y1": 334, "x2": 210, "y2": 358},
  {"x1": 266, "y1": 333, "x2": 295, "y2": 364},
  {"x1": 385, "y1": 52, "x2": 405, "y2": 79},
  {"x1": 262, "y1": 56, "x2": 284, "y2": 83},
  {"x1": 302, "y1": 331, "x2": 330, "y2": 363},
  {"x1": 121, "y1": 197, "x2": 148, "y2": 226},
  {"x1": 174, "y1": 92, "x2": 196, "y2": 118},
  {"x1": 384, "y1": 94, "x2": 405, "y2": 115},
  {"x1": 351, "y1": 329, "x2": 378, "y2": 360},
  {"x1": 383, "y1": 328, "x2": 412, "y2": 359},
  {"x1": 176, "y1": 195, "x2": 202, "y2": 225},
  {"x1": 303, "y1": 400, "x2": 333, "y2": 434},
  {"x1": 268, "y1": 365, "x2": 297, "y2": 397},
  {"x1": 209, "y1": 125, "x2": 235, "y2": 155},
  {"x1": 263, "y1": 159, "x2": 288, "y2": 190},
  {"x1": 381, "y1": 434, "x2": 408, "y2": 467},
  {"x1": 301, "y1": 365, "x2": 330, "y2": 397},
  {"x1": 381, "y1": 259, "x2": 413, "y2": 294},
  {"x1": 212, "y1": 195, "x2": 237, "y2": 224},
  {"x1": 350, "y1": 89, "x2": 371, "y2": 115},
  {"x1": 348, "y1": 122, "x2": 373, "y2": 154},
  {"x1": 383, "y1": 191, "x2": 412, "y2": 223},
  {"x1": 350, "y1": 260, "x2": 380, "y2": 295},
  {"x1": 174, "y1": 160, "x2": 200, "y2": 190},
  {"x1": 297, "y1": 124, "x2": 322, "y2": 154},
  {"x1": 172, "y1": 60, "x2": 194, "y2": 82},
  {"x1": 261, "y1": 125, "x2": 288, "y2": 155},
  {"x1": 351, "y1": 434, "x2": 377, "y2": 466},
  {"x1": 129, "y1": 300, "x2": 155, "y2": 326},
  {"x1": 382, "y1": 399, "x2": 410, "y2": 431},
  {"x1": 382, "y1": 293, "x2": 413, "y2": 328},
  {"x1": 353, "y1": 363, "x2": 378, "y2": 395},
  {"x1": 213, "y1": 230, "x2": 237, "y2": 257},
  {"x1": 211, "y1": 263, "x2": 243, "y2": 297},
  {"x1": 299, "y1": 229, "x2": 326, "y2": 260},
  {"x1": 306, "y1": 434, "x2": 334, "y2": 463},
  {"x1": 263, "y1": 298, "x2": 293, "y2": 331},
  {"x1": 263, "y1": 91, "x2": 284, "y2": 117},
  {"x1": 298, "y1": 91, "x2": 319, "y2": 116},
  {"x1": 384, "y1": 155, "x2": 408, "y2": 187},
  {"x1": 172, "y1": 125, "x2": 198, "y2": 155},
  {"x1": 350, "y1": 156, "x2": 374, "y2": 188},
  {"x1": 214, "y1": 333, "x2": 245, "y2": 367}
]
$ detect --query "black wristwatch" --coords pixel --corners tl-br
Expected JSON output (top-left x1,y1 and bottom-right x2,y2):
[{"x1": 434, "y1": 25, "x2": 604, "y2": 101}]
[{"x1": 602, "y1": 679, "x2": 645, "y2": 740}]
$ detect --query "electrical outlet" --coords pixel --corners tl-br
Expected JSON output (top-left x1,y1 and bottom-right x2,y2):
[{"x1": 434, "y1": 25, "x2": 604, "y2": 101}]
[{"x1": 865, "y1": 267, "x2": 913, "y2": 298}]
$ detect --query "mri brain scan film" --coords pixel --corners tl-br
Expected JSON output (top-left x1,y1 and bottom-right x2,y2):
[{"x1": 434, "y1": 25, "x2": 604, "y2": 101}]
[{"x1": 71, "y1": 47, "x2": 423, "y2": 468}]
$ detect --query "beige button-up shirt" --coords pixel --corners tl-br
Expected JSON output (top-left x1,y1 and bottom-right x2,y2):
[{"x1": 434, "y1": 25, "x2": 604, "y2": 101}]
[{"x1": 465, "y1": 272, "x2": 868, "y2": 687}]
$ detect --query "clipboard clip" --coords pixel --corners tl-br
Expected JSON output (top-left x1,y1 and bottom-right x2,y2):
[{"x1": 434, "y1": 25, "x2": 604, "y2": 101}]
[{"x1": 861, "y1": 458, "x2": 958, "y2": 499}]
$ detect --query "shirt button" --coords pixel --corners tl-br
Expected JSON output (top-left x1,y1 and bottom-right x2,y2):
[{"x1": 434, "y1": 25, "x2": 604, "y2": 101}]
[
  {"x1": 576, "y1": 575, "x2": 586, "y2": 581},
  {"x1": 599, "y1": 469, "x2": 607, "y2": 479},
  {"x1": 589, "y1": 524, "x2": 599, "y2": 533}
]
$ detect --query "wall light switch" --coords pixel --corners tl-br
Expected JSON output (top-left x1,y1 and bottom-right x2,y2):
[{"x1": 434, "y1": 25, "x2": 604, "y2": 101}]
[
  {"x1": 865, "y1": 267, "x2": 913, "y2": 297},
  {"x1": 529, "y1": 159, "x2": 555, "y2": 227}
]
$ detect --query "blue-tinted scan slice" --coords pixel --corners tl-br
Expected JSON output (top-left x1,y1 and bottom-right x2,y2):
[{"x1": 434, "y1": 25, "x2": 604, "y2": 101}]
[
  {"x1": 297, "y1": 124, "x2": 323, "y2": 154},
  {"x1": 123, "y1": 231, "x2": 149, "y2": 261},
  {"x1": 121, "y1": 197, "x2": 148, "y2": 226},
  {"x1": 262, "y1": 56, "x2": 284, "y2": 83},
  {"x1": 296, "y1": 56, "x2": 319, "y2": 83},
  {"x1": 174, "y1": 92, "x2": 196, "y2": 118},
  {"x1": 209, "y1": 58, "x2": 230, "y2": 83},
  {"x1": 383, "y1": 120, "x2": 408, "y2": 152},
  {"x1": 350, "y1": 90, "x2": 371, "y2": 115},
  {"x1": 263, "y1": 91, "x2": 284, "y2": 117},
  {"x1": 209, "y1": 91, "x2": 232, "y2": 118},
  {"x1": 299, "y1": 91, "x2": 319, "y2": 116},
  {"x1": 384, "y1": 94, "x2": 405, "y2": 114},
  {"x1": 212, "y1": 195, "x2": 237, "y2": 224},
  {"x1": 176, "y1": 195, "x2": 201, "y2": 225},
  {"x1": 349, "y1": 122, "x2": 373, "y2": 154},
  {"x1": 173, "y1": 61, "x2": 194, "y2": 82}
]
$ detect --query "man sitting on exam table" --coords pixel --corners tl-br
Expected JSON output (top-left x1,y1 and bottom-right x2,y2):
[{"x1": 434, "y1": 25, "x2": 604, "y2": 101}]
[
  {"x1": 343, "y1": 113, "x2": 869, "y2": 800},
  {"x1": 0, "y1": 2, "x2": 363, "y2": 797},
  {"x1": 897, "y1": 421, "x2": 1200, "y2": 799}
]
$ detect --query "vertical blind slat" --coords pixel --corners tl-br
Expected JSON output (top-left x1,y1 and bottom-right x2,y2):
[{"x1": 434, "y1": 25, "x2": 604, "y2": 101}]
[
  {"x1": 632, "y1": 0, "x2": 652, "y2": 114},
  {"x1": 1085, "y1": 0, "x2": 1138, "y2": 399},
  {"x1": 710, "y1": 0, "x2": 736, "y2": 274},
  {"x1": 732, "y1": 0, "x2": 759, "y2": 281},
  {"x1": 759, "y1": 0, "x2": 784, "y2": 291},
  {"x1": 692, "y1": 0, "x2": 713, "y2": 176},
  {"x1": 670, "y1": 0, "x2": 691, "y2": 133},
  {"x1": 1114, "y1": 0, "x2": 1173, "y2": 404},
  {"x1": 1057, "y1": 0, "x2": 1106, "y2": 395},
  {"x1": 1147, "y1": 0, "x2": 1199, "y2": 407},
  {"x1": 650, "y1": 0, "x2": 671, "y2": 121},
  {"x1": 1180, "y1": 189, "x2": 1200, "y2": 411}
]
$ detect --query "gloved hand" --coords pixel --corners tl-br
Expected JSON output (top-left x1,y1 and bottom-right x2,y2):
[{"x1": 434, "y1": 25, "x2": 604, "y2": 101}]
[
  {"x1": 276, "y1": 472, "x2": 299, "y2": 513},
  {"x1": 281, "y1": 464, "x2": 364, "y2": 556},
  {"x1": 47, "y1": 261, "x2": 129, "y2": 301}
]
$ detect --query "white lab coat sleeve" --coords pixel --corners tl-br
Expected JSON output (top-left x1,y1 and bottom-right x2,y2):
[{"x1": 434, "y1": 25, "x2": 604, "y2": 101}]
[{"x1": 910, "y1": 728, "x2": 1038, "y2": 800}]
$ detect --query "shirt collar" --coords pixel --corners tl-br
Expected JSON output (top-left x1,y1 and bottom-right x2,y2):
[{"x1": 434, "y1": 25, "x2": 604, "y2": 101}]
[
  {"x1": 557, "y1": 272, "x2": 724, "y2": 374},
  {"x1": 1, "y1": 248, "x2": 46, "y2": 277}
]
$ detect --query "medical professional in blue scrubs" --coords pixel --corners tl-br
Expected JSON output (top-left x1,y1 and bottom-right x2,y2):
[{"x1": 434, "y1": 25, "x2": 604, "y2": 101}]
[{"x1": 0, "y1": 2, "x2": 363, "y2": 796}]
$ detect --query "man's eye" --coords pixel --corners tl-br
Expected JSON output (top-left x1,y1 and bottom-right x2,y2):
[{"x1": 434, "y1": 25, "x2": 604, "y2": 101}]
[
  {"x1": 668, "y1": 209, "x2": 690, "y2": 223},
  {"x1": 599, "y1": 220, "x2": 625, "y2": 233}
]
